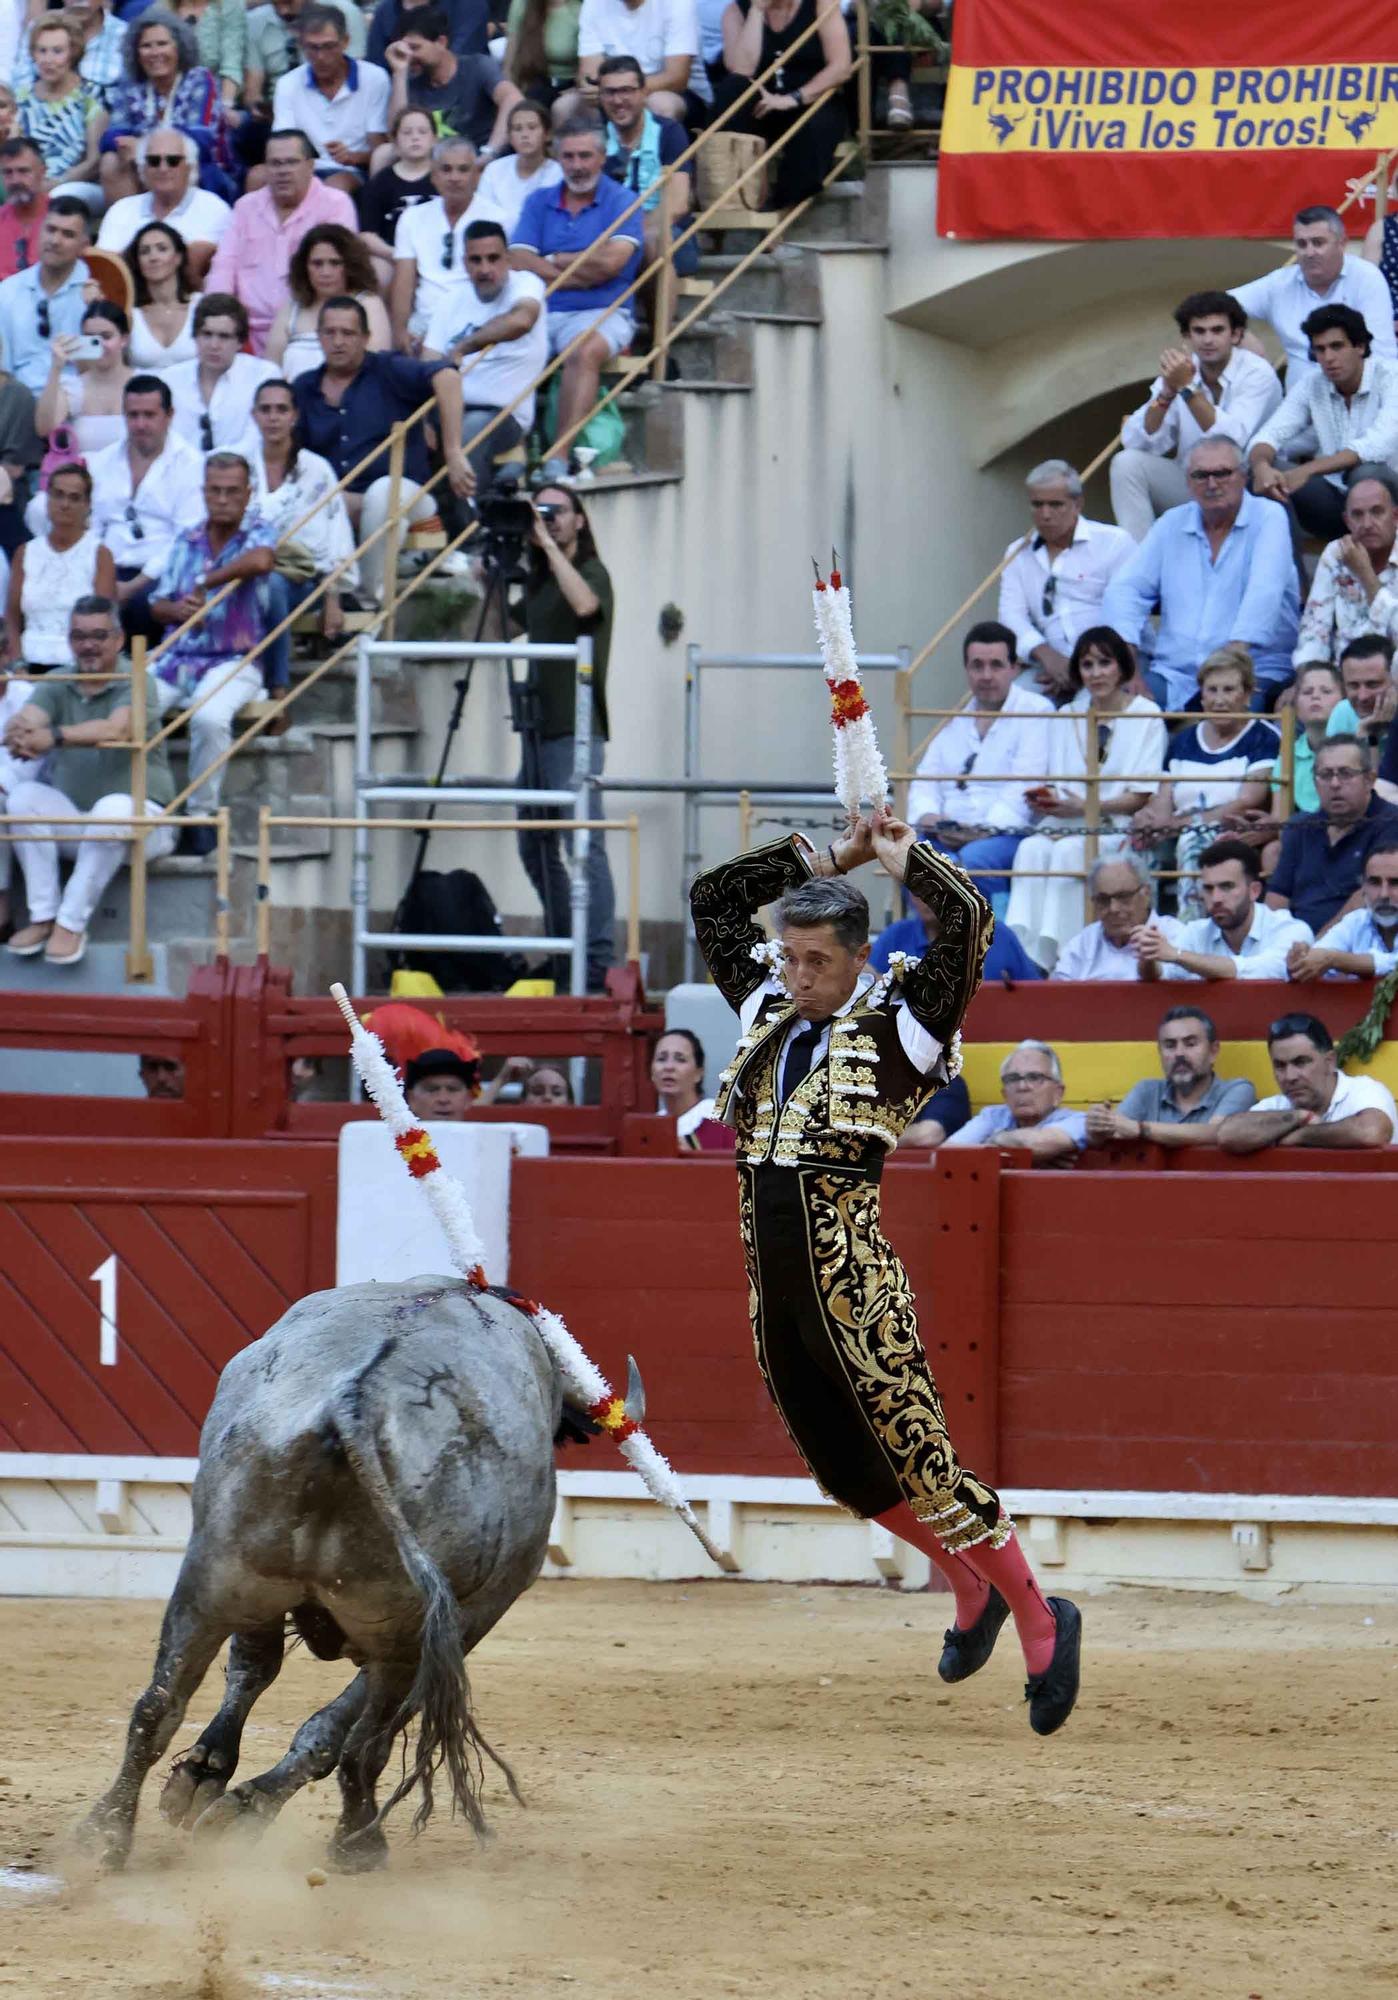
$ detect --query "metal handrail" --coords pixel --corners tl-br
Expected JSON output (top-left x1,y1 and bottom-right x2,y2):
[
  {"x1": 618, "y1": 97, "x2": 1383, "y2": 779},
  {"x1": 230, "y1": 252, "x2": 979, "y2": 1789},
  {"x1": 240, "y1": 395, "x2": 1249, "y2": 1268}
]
[{"x1": 0, "y1": 807, "x2": 232, "y2": 964}]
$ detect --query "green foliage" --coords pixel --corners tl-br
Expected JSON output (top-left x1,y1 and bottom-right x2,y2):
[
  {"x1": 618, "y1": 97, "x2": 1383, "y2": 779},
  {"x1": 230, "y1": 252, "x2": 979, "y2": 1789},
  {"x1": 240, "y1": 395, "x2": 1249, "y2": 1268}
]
[
  {"x1": 868, "y1": 0, "x2": 948, "y2": 54},
  {"x1": 1335, "y1": 967, "x2": 1398, "y2": 1067}
]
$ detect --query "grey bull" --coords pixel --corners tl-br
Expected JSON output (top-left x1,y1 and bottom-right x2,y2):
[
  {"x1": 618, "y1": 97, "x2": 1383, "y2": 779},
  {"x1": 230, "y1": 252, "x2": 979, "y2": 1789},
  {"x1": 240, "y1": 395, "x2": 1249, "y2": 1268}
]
[{"x1": 82, "y1": 1276, "x2": 562, "y2": 1871}]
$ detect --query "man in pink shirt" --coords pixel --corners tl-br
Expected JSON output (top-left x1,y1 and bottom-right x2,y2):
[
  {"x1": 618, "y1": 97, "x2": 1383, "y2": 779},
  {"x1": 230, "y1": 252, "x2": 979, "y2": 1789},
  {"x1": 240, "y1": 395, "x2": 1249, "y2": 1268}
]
[
  {"x1": 206, "y1": 128, "x2": 356, "y2": 353},
  {"x1": 0, "y1": 139, "x2": 51, "y2": 285}
]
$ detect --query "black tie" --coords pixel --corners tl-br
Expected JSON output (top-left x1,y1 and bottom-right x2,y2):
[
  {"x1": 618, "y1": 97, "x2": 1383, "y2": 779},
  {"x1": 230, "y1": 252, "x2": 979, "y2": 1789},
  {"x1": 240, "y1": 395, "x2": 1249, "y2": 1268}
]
[{"x1": 781, "y1": 1020, "x2": 826, "y2": 1102}]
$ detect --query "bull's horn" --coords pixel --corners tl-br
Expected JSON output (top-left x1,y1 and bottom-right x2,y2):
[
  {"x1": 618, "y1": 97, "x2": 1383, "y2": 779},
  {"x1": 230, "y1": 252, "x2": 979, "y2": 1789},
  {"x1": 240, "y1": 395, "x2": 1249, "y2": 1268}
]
[{"x1": 624, "y1": 1354, "x2": 647, "y2": 1428}]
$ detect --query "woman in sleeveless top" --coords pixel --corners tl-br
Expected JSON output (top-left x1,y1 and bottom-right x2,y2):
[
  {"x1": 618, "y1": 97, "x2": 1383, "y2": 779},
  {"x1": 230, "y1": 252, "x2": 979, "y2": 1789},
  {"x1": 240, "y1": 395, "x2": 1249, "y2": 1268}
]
[
  {"x1": 719, "y1": 0, "x2": 851, "y2": 207},
  {"x1": 3, "y1": 464, "x2": 115, "y2": 672},
  {"x1": 266, "y1": 225, "x2": 390, "y2": 380},
  {"x1": 124, "y1": 219, "x2": 202, "y2": 370},
  {"x1": 36, "y1": 302, "x2": 133, "y2": 460}
]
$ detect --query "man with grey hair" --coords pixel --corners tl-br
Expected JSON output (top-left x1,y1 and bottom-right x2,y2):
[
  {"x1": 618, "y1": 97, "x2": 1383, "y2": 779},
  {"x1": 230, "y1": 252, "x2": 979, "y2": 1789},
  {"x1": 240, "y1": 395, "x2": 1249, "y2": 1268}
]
[
  {"x1": 148, "y1": 452, "x2": 285, "y2": 845},
  {"x1": 1051, "y1": 852, "x2": 1182, "y2": 981},
  {"x1": 1101, "y1": 433, "x2": 1299, "y2": 711},
  {"x1": 1226, "y1": 205, "x2": 1397, "y2": 380},
  {"x1": 96, "y1": 129, "x2": 231, "y2": 281},
  {"x1": 510, "y1": 118, "x2": 642, "y2": 479},
  {"x1": 390, "y1": 136, "x2": 479, "y2": 343},
  {"x1": 1294, "y1": 467, "x2": 1398, "y2": 670},
  {"x1": 691, "y1": 811, "x2": 1083, "y2": 1734},
  {"x1": 997, "y1": 458, "x2": 1134, "y2": 698},
  {"x1": 945, "y1": 1040, "x2": 1088, "y2": 1160}
]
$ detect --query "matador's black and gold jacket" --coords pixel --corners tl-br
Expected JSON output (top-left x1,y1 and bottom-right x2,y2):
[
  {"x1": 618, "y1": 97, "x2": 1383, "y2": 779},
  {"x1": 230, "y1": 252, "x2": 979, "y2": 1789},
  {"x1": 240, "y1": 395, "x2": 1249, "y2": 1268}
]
[{"x1": 689, "y1": 837, "x2": 993, "y2": 1172}]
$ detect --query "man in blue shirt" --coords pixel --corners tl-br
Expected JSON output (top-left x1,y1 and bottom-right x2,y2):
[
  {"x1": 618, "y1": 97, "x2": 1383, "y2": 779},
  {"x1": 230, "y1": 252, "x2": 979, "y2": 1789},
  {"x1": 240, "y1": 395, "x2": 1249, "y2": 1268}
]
[
  {"x1": 1100, "y1": 435, "x2": 1299, "y2": 711},
  {"x1": 292, "y1": 295, "x2": 471, "y2": 600},
  {"x1": 1267, "y1": 733, "x2": 1398, "y2": 933},
  {"x1": 943, "y1": 1039, "x2": 1089, "y2": 1162},
  {"x1": 511, "y1": 117, "x2": 642, "y2": 478},
  {"x1": 0, "y1": 196, "x2": 91, "y2": 394},
  {"x1": 871, "y1": 891, "x2": 1044, "y2": 984}
]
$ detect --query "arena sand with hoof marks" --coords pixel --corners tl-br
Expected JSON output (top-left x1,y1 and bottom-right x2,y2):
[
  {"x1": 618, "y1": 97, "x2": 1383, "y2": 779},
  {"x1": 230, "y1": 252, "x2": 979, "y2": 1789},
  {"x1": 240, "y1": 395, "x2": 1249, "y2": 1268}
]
[{"x1": 2, "y1": 1581, "x2": 1395, "y2": 2000}]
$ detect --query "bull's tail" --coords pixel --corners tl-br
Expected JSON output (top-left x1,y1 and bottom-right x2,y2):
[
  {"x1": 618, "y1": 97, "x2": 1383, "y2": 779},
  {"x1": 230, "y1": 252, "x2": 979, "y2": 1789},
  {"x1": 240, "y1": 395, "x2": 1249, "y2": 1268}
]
[{"x1": 331, "y1": 1398, "x2": 521, "y2": 1840}]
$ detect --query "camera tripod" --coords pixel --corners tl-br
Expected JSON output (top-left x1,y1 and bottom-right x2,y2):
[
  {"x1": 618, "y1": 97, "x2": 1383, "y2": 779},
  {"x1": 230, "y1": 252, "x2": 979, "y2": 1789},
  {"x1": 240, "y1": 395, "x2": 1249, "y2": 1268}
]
[{"x1": 393, "y1": 544, "x2": 572, "y2": 974}]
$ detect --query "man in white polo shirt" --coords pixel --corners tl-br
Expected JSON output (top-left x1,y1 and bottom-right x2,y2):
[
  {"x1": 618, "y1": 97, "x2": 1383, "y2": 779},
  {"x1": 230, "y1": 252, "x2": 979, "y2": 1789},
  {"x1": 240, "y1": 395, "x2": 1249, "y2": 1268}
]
[
  {"x1": 1227, "y1": 204, "x2": 1397, "y2": 379},
  {"x1": 421, "y1": 217, "x2": 545, "y2": 491},
  {"x1": 389, "y1": 136, "x2": 476, "y2": 342},
  {"x1": 1219, "y1": 1011, "x2": 1396, "y2": 1151},
  {"x1": 96, "y1": 130, "x2": 230, "y2": 285},
  {"x1": 996, "y1": 458, "x2": 1134, "y2": 699},
  {"x1": 271, "y1": 4, "x2": 390, "y2": 192}
]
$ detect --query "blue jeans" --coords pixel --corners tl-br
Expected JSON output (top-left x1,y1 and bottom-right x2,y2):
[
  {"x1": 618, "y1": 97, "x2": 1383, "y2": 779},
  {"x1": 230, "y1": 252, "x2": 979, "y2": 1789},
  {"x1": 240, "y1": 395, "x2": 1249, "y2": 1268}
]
[
  {"x1": 517, "y1": 733, "x2": 615, "y2": 991},
  {"x1": 930, "y1": 829, "x2": 1026, "y2": 903}
]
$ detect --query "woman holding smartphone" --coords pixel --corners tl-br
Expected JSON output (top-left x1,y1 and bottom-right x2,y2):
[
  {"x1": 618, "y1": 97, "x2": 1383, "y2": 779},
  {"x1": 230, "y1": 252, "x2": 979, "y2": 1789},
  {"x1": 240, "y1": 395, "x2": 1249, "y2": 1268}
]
[{"x1": 36, "y1": 302, "x2": 134, "y2": 457}]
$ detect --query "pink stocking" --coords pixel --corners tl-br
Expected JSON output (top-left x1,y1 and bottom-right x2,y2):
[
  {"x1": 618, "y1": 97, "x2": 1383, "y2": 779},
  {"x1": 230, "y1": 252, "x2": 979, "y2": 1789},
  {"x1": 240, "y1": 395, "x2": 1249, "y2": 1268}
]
[
  {"x1": 971, "y1": 1524, "x2": 1059, "y2": 1676},
  {"x1": 872, "y1": 1503, "x2": 990, "y2": 1631}
]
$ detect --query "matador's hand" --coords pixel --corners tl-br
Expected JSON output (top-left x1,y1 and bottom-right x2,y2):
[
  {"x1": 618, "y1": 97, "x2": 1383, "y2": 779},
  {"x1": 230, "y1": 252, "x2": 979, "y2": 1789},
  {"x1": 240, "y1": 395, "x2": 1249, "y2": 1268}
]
[
  {"x1": 829, "y1": 813, "x2": 875, "y2": 875},
  {"x1": 870, "y1": 806, "x2": 917, "y2": 878}
]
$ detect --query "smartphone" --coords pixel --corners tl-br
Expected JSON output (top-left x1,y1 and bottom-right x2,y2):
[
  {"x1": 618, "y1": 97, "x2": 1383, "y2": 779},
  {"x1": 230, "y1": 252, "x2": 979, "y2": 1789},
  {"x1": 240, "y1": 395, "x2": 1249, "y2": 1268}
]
[{"x1": 68, "y1": 334, "x2": 105, "y2": 362}]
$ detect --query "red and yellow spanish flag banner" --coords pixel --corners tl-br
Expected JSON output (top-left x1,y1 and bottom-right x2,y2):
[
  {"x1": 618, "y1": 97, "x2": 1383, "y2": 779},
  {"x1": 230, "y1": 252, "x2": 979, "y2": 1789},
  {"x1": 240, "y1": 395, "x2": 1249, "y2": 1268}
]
[{"x1": 938, "y1": 0, "x2": 1397, "y2": 240}]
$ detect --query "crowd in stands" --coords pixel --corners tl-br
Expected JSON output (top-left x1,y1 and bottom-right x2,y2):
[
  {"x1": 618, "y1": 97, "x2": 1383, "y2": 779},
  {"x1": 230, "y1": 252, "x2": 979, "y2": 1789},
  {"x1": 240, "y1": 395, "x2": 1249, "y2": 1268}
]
[{"x1": 0, "y1": 0, "x2": 890, "y2": 968}]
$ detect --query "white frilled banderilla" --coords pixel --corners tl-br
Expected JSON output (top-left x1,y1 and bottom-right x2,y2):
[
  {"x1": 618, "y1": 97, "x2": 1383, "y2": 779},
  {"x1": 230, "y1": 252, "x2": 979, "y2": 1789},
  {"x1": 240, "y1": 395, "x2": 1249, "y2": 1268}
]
[{"x1": 329, "y1": 983, "x2": 725, "y2": 1566}]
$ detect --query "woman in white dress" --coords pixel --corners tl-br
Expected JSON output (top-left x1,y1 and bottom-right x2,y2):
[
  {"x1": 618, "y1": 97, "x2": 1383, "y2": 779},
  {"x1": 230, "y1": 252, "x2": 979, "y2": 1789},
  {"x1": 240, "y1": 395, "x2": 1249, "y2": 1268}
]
[
  {"x1": 651, "y1": 1027, "x2": 717, "y2": 1147},
  {"x1": 1006, "y1": 625, "x2": 1166, "y2": 971},
  {"x1": 246, "y1": 377, "x2": 359, "y2": 644},
  {"x1": 3, "y1": 463, "x2": 116, "y2": 673},
  {"x1": 35, "y1": 301, "x2": 133, "y2": 458},
  {"x1": 471, "y1": 101, "x2": 561, "y2": 236},
  {"x1": 265, "y1": 226, "x2": 390, "y2": 381},
  {"x1": 124, "y1": 219, "x2": 201, "y2": 369}
]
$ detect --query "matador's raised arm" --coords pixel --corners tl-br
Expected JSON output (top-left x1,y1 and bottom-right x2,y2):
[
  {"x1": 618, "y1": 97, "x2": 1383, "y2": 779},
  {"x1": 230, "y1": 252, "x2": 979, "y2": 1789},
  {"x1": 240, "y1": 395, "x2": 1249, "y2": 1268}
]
[
  {"x1": 689, "y1": 836, "x2": 814, "y2": 1009},
  {"x1": 898, "y1": 840, "x2": 995, "y2": 1040}
]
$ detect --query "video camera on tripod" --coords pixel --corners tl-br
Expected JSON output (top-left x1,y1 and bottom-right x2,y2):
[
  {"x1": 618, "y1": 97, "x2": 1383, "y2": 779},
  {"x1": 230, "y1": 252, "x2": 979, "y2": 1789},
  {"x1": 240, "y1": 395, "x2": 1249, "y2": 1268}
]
[{"x1": 474, "y1": 466, "x2": 562, "y2": 582}]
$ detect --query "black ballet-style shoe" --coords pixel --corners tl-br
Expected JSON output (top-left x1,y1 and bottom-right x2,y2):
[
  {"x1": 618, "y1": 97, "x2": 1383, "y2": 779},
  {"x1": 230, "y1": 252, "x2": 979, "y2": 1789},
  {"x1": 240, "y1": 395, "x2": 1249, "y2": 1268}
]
[
  {"x1": 1024, "y1": 1596, "x2": 1083, "y2": 1736},
  {"x1": 937, "y1": 1586, "x2": 1010, "y2": 1683}
]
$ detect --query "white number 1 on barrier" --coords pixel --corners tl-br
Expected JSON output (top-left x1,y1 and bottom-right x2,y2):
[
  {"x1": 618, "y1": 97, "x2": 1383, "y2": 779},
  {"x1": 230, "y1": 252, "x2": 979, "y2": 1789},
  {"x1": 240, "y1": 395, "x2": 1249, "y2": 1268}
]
[{"x1": 90, "y1": 1254, "x2": 119, "y2": 1366}]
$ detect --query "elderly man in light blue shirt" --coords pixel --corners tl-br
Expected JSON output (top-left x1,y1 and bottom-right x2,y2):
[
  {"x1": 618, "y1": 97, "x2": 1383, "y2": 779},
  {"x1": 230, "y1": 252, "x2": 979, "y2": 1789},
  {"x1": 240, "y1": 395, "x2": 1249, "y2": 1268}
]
[
  {"x1": 944, "y1": 1040, "x2": 1088, "y2": 1163},
  {"x1": 0, "y1": 197, "x2": 91, "y2": 394},
  {"x1": 1101, "y1": 435, "x2": 1299, "y2": 712}
]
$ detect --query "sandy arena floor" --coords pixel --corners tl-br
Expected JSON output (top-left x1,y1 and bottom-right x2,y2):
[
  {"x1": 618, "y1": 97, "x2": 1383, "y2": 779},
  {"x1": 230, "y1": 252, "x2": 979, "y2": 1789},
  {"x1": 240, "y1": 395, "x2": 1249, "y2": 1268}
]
[{"x1": 1, "y1": 1581, "x2": 1395, "y2": 2000}]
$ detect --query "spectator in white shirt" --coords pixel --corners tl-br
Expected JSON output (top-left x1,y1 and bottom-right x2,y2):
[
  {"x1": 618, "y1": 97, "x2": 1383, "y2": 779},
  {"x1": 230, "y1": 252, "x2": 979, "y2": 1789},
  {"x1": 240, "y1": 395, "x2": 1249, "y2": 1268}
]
[
  {"x1": 1133, "y1": 835, "x2": 1312, "y2": 982},
  {"x1": 469, "y1": 99, "x2": 560, "y2": 237},
  {"x1": 1287, "y1": 839, "x2": 1398, "y2": 981},
  {"x1": 1112, "y1": 290, "x2": 1282, "y2": 542},
  {"x1": 1249, "y1": 306, "x2": 1398, "y2": 543},
  {"x1": 1293, "y1": 465, "x2": 1398, "y2": 671},
  {"x1": 1228, "y1": 205, "x2": 1398, "y2": 380},
  {"x1": 389, "y1": 135, "x2": 477, "y2": 343},
  {"x1": 165, "y1": 293, "x2": 281, "y2": 455},
  {"x1": 574, "y1": 0, "x2": 698, "y2": 124},
  {"x1": 943, "y1": 1040, "x2": 1089, "y2": 1163},
  {"x1": 905, "y1": 618, "x2": 1051, "y2": 903},
  {"x1": 1052, "y1": 852, "x2": 1182, "y2": 982},
  {"x1": 95, "y1": 129, "x2": 229, "y2": 286},
  {"x1": 421, "y1": 217, "x2": 546, "y2": 491},
  {"x1": 270, "y1": 6, "x2": 390, "y2": 192},
  {"x1": 87, "y1": 372, "x2": 205, "y2": 642},
  {"x1": 996, "y1": 458, "x2": 1134, "y2": 701},
  {"x1": 1219, "y1": 1011, "x2": 1396, "y2": 1152}
]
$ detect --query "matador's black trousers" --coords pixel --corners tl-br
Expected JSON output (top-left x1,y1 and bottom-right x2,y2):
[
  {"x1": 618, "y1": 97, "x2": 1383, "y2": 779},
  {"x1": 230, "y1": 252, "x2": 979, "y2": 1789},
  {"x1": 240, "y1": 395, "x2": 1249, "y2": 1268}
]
[{"x1": 736, "y1": 1162, "x2": 1009, "y2": 1555}]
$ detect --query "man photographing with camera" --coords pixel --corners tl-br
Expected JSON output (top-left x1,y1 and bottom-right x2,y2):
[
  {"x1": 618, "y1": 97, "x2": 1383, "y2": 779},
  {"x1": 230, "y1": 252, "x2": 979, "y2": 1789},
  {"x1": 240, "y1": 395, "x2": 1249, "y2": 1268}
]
[{"x1": 515, "y1": 483, "x2": 615, "y2": 991}]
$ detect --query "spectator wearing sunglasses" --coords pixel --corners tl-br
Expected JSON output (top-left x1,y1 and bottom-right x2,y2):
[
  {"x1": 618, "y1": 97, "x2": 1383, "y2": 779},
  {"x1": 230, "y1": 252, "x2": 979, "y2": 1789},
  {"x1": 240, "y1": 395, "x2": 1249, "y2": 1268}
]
[
  {"x1": 997, "y1": 459, "x2": 1134, "y2": 703},
  {"x1": 166, "y1": 292, "x2": 282, "y2": 456},
  {"x1": 389, "y1": 134, "x2": 479, "y2": 344},
  {"x1": 87, "y1": 371, "x2": 206, "y2": 642},
  {"x1": 96, "y1": 128, "x2": 231, "y2": 286},
  {"x1": 0, "y1": 136, "x2": 51, "y2": 283},
  {"x1": 0, "y1": 193, "x2": 91, "y2": 394},
  {"x1": 905, "y1": 619, "x2": 1053, "y2": 907}
]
